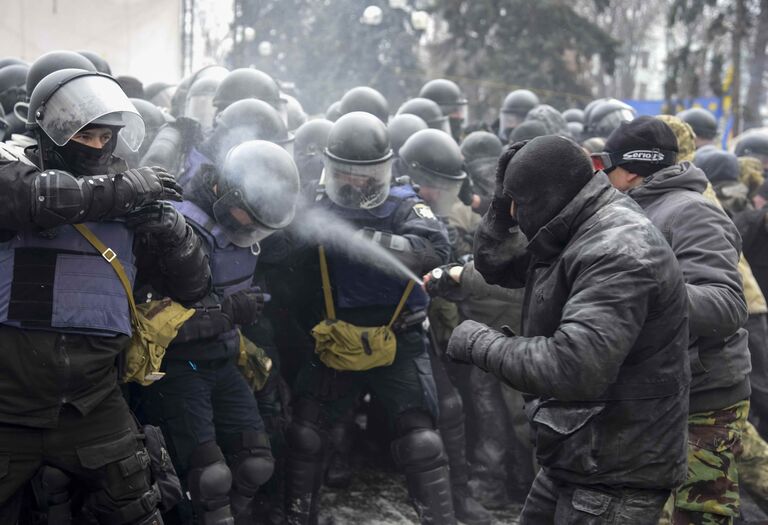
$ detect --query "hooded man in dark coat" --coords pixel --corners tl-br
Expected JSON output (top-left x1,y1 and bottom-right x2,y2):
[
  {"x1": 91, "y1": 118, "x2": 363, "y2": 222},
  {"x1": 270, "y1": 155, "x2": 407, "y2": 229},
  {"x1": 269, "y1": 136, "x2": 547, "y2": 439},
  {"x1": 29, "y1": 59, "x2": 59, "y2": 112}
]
[{"x1": 447, "y1": 135, "x2": 691, "y2": 524}]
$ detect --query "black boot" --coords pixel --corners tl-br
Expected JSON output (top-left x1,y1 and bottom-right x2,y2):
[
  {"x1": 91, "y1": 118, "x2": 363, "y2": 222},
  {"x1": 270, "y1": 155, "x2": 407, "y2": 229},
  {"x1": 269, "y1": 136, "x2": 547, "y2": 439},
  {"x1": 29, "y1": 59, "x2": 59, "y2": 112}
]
[
  {"x1": 404, "y1": 465, "x2": 458, "y2": 525},
  {"x1": 439, "y1": 407, "x2": 492, "y2": 524},
  {"x1": 324, "y1": 420, "x2": 354, "y2": 489}
]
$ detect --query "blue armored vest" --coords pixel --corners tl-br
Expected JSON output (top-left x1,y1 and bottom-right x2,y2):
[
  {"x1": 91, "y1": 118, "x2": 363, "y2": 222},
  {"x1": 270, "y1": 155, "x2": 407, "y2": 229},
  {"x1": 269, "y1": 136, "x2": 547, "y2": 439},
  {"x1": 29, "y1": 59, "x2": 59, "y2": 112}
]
[
  {"x1": 175, "y1": 201, "x2": 258, "y2": 299},
  {"x1": 324, "y1": 184, "x2": 429, "y2": 312},
  {"x1": 177, "y1": 146, "x2": 212, "y2": 189},
  {"x1": 0, "y1": 221, "x2": 135, "y2": 336}
]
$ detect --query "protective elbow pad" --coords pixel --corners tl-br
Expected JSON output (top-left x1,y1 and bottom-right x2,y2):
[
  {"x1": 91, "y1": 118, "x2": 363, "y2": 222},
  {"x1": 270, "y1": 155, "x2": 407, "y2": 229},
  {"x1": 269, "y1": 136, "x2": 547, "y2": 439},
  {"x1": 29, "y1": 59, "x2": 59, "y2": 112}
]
[{"x1": 32, "y1": 169, "x2": 88, "y2": 228}]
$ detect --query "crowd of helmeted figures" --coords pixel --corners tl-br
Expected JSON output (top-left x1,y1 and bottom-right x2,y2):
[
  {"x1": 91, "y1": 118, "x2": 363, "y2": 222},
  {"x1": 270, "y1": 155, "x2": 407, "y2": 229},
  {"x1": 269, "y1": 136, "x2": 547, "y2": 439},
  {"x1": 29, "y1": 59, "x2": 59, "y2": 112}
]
[{"x1": 1, "y1": 48, "x2": 768, "y2": 525}]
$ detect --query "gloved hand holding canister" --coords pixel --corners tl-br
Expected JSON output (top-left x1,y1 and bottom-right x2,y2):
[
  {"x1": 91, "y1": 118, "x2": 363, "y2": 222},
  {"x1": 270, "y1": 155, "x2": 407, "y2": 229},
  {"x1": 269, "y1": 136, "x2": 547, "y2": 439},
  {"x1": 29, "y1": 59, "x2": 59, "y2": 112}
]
[{"x1": 221, "y1": 287, "x2": 269, "y2": 326}]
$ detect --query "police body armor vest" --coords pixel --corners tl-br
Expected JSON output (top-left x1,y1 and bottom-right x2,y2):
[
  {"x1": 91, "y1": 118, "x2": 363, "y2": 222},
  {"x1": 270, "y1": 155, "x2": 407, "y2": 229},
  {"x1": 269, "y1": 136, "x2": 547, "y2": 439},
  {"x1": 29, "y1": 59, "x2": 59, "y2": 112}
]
[
  {"x1": 172, "y1": 200, "x2": 258, "y2": 357},
  {"x1": 323, "y1": 184, "x2": 428, "y2": 312},
  {"x1": 0, "y1": 222, "x2": 136, "y2": 336}
]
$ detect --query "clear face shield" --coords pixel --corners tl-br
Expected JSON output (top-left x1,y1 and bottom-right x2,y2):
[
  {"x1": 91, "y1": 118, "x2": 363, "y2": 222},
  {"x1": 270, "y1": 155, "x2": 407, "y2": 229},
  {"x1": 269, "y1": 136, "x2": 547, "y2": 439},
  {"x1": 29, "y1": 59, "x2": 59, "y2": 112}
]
[
  {"x1": 442, "y1": 103, "x2": 469, "y2": 126},
  {"x1": 212, "y1": 189, "x2": 283, "y2": 248},
  {"x1": 499, "y1": 111, "x2": 525, "y2": 139},
  {"x1": 36, "y1": 75, "x2": 145, "y2": 151},
  {"x1": 185, "y1": 93, "x2": 217, "y2": 134},
  {"x1": 407, "y1": 165, "x2": 466, "y2": 216},
  {"x1": 595, "y1": 109, "x2": 636, "y2": 137},
  {"x1": 428, "y1": 116, "x2": 451, "y2": 135},
  {"x1": 324, "y1": 156, "x2": 392, "y2": 209}
]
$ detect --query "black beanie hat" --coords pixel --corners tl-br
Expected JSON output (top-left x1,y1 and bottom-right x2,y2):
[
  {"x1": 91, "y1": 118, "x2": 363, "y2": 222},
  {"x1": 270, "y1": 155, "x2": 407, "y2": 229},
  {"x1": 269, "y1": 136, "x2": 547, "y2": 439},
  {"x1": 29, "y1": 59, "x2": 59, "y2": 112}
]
[
  {"x1": 605, "y1": 116, "x2": 678, "y2": 177},
  {"x1": 503, "y1": 135, "x2": 594, "y2": 238}
]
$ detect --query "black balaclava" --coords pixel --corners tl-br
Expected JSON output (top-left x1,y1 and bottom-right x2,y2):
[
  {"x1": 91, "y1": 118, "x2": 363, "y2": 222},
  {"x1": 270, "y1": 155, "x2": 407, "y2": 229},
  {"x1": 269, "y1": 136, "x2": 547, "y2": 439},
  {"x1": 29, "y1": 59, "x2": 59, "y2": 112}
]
[
  {"x1": 45, "y1": 124, "x2": 120, "y2": 176},
  {"x1": 503, "y1": 135, "x2": 594, "y2": 238}
]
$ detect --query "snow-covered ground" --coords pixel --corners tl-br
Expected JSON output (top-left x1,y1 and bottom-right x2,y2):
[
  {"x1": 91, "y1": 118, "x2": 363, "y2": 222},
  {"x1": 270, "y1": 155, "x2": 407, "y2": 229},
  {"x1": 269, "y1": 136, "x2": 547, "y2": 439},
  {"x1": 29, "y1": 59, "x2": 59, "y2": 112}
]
[{"x1": 318, "y1": 467, "x2": 522, "y2": 525}]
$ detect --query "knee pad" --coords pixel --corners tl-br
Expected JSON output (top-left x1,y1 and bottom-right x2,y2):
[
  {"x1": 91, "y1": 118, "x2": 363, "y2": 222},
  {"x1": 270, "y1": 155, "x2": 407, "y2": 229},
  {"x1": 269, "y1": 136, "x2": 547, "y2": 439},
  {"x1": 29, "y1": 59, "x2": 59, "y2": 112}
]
[
  {"x1": 286, "y1": 420, "x2": 325, "y2": 461},
  {"x1": 395, "y1": 409, "x2": 435, "y2": 437},
  {"x1": 391, "y1": 428, "x2": 447, "y2": 474},
  {"x1": 187, "y1": 442, "x2": 232, "y2": 511},
  {"x1": 226, "y1": 431, "x2": 275, "y2": 495}
]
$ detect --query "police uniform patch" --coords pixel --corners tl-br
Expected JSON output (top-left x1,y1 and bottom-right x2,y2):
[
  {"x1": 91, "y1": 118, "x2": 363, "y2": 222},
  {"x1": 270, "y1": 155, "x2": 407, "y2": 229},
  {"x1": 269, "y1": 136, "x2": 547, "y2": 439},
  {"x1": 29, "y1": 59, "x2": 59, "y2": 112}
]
[{"x1": 412, "y1": 203, "x2": 437, "y2": 220}]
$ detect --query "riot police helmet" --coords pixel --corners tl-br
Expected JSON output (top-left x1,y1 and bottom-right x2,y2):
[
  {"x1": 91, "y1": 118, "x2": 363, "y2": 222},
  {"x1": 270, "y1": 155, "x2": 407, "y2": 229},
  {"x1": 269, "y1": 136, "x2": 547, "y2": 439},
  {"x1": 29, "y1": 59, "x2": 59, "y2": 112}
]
[
  {"x1": 294, "y1": 118, "x2": 333, "y2": 184},
  {"x1": 207, "y1": 98, "x2": 295, "y2": 162},
  {"x1": 77, "y1": 50, "x2": 112, "y2": 75},
  {"x1": 213, "y1": 68, "x2": 283, "y2": 113},
  {"x1": 563, "y1": 108, "x2": 585, "y2": 123},
  {"x1": 460, "y1": 131, "x2": 502, "y2": 197},
  {"x1": 28, "y1": 68, "x2": 145, "y2": 152},
  {"x1": 26, "y1": 51, "x2": 97, "y2": 99},
  {"x1": 339, "y1": 86, "x2": 389, "y2": 124},
  {"x1": 734, "y1": 130, "x2": 768, "y2": 170},
  {"x1": 185, "y1": 75, "x2": 222, "y2": 133},
  {"x1": 214, "y1": 140, "x2": 300, "y2": 247},
  {"x1": 583, "y1": 98, "x2": 636, "y2": 138},
  {"x1": 326, "y1": 101, "x2": 343, "y2": 122},
  {"x1": 419, "y1": 79, "x2": 468, "y2": 122},
  {"x1": 399, "y1": 128, "x2": 466, "y2": 215},
  {"x1": 284, "y1": 93, "x2": 308, "y2": 132},
  {"x1": 677, "y1": 107, "x2": 718, "y2": 140},
  {"x1": 0, "y1": 64, "x2": 28, "y2": 116},
  {"x1": 499, "y1": 89, "x2": 539, "y2": 137},
  {"x1": 324, "y1": 111, "x2": 393, "y2": 209},
  {"x1": 396, "y1": 97, "x2": 450, "y2": 134},
  {"x1": 388, "y1": 113, "x2": 428, "y2": 156}
]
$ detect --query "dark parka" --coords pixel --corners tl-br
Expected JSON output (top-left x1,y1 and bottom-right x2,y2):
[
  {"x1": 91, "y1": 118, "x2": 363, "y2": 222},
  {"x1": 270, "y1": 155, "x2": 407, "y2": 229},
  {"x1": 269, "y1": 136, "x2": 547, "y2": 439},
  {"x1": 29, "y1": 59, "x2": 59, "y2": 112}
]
[
  {"x1": 470, "y1": 173, "x2": 691, "y2": 489},
  {"x1": 628, "y1": 162, "x2": 751, "y2": 413}
]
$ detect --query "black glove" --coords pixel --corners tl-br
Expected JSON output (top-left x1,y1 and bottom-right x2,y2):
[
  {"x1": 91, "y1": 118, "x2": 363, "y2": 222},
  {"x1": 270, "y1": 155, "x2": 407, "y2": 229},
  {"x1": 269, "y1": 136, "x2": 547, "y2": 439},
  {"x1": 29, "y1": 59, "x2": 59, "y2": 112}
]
[
  {"x1": 125, "y1": 202, "x2": 187, "y2": 244},
  {"x1": 221, "y1": 287, "x2": 266, "y2": 326},
  {"x1": 458, "y1": 177, "x2": 475, "y2": 206},
  {"x1": 487, "y1": 141, "x2": 527, "y2": 234},
  {"x1": 115, "y1": 166, "x2": 183, "y2": 207},
  {"x1": 425, "y1": 264, "x2": 465, "y2": 301}
]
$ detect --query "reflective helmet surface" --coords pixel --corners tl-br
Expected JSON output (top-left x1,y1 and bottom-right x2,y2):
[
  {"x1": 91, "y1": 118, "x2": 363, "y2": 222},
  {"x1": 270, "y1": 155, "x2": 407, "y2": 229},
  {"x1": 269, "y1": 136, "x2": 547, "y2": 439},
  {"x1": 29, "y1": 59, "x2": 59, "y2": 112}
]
[
  {"x1": 388, "y1": 114, "x2": 428, "y2": 156},
  {"x1": 294, "y1": 118, "x2": 333, "y2": 184},
  {"x1": 28, "y1": 68, "x2": 145, "y2": 151},
  {"x1": 396, "y1": 97, "x2": 449, "y2": 134},
  {"x1": 77, "y1": 50, "x2": 112, "y2": 75},
  {"x1": 563, "y1": 108, "x2": 585, "y2": 124},
  {"x1": 677, "y1": 107, "x2": 718, "y2": 140},
  {"x1": 584, "y1": 98, "x2": 636, "y2": 138},
  {"x1": 324, "y1": 111, "x2": 393, "y2": 209},
  {"x1": 26, "y1": 50, "x2": 97, "y2": 99},
  {"x1": 339, "y1": 86, "x2": 389, "y2": 124},
  {"x1": 399, "y1": 128, "x2": 466, "y2": 214},
  {"x1": 213, "y1": 68, "x2": 282, "y2": 112},
  {"x1": 215, "y1": 140, "x2": 300, "y2": 247}
]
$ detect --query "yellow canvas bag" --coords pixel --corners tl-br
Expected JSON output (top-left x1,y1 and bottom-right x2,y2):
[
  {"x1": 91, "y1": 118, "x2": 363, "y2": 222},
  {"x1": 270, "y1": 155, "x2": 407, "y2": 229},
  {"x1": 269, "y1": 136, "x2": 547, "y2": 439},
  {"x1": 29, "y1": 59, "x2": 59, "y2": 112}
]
[
  {"x1": 74, "y1": 224, "x2": 194, "y2": 385},
  {"x1": 311, "y1": 246, "x2": 414, "y2": 372}
]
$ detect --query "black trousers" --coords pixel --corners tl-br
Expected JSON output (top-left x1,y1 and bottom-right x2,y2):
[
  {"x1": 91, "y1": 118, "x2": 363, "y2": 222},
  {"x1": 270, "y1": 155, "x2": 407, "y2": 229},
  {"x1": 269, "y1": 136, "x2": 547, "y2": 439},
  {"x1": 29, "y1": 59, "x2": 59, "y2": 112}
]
[{"x1": 0, "y1": 387, "x2": 155, "y2": 524}]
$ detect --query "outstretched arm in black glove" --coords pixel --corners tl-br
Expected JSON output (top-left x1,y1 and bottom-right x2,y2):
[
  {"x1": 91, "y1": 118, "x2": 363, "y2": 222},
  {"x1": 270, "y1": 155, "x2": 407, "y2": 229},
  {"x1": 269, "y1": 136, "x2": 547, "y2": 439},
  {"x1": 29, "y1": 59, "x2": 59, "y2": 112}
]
[{"x1": 31, "y1": 165, "x2": 182, "y2": 229}]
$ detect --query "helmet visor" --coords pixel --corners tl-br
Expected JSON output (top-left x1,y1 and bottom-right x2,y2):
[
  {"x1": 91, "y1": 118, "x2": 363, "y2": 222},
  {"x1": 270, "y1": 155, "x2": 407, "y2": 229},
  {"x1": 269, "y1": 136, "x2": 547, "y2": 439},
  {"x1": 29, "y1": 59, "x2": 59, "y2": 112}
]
[
  {"x1": 37, "y1": 75, "x2": 145, "y2": 151},
  {"x1": 429, "y1": 116, "x2": 451, "y2": 135},
  {"x1": 595, "y1": 109, "x2": 636, "y2": 136},
  {"x1": 407, "y1": 166, "x2": 465, "y2": 216},
  {"x1": 185, "y1": 93, "x2": 217, "y2": 133},
  {"x1": 442, "y1": 103, "x2": 468, "y2": 124},
  {"x1": 324, "y1": 156, "x2": 392, "y2": 209},
  {"x1": 212, "y1": 188, "x2": 282, "y2": 247},
  {"x1": 499, "y1": 111, "x2": 524, "y2": 137}
]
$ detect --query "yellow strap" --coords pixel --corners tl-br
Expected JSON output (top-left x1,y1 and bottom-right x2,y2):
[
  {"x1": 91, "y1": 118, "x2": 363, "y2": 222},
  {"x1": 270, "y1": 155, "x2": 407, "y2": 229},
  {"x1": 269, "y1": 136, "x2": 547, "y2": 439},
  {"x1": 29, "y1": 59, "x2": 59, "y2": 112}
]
[
  {"x1": 318, "y1": 246, "x2": 335, "y2": 320},
  {"x1": 387, "y1": 280, "x2": 415, "y2": 330},
  {"x1": 73, "y1": 223, "x2": 139, "y2": 324},
  {"x1": 318, "y1": 245, "x2": 415, "y2": 329}
]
